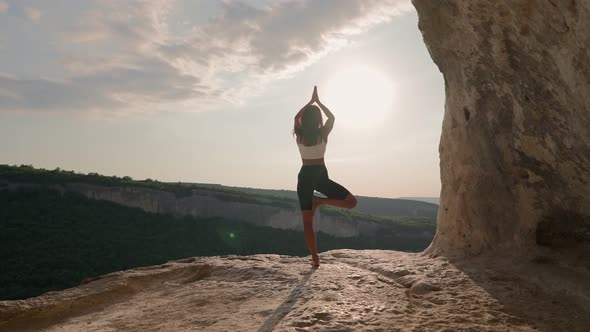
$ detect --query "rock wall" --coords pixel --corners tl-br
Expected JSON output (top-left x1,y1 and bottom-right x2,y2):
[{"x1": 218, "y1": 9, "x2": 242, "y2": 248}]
[
  {"x1": 1, "y1": 182, "x2": 418, "y2": 240},
  {"x1": 413, "y1": 0, "x2": 590, "y2": 255}
]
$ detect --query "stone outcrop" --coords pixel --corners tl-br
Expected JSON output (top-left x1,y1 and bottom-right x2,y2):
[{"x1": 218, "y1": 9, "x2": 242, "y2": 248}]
[
  {"x1": 1, "y1": 250, "x2": 589, "y2": 331},
  {"x1": 413, "y1": 0, "x2": 590, "y2": 255}
]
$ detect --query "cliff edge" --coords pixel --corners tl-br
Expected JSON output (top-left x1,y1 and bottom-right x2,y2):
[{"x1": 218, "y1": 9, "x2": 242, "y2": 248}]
[{"x1": 1, "y1": 250, "x2": 589, "y2": 331}]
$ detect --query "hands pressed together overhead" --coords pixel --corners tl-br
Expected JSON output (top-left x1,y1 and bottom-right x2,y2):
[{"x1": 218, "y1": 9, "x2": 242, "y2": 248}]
[
  {"x1": 308, "y1": 85, "x2": 320, "y2": 105},
  {"x1": 297, "y1": 85, "x2": 334, "y2": 122},
  {"x1": 294, "y1": 85, "x2": 335, "y2": 137}
]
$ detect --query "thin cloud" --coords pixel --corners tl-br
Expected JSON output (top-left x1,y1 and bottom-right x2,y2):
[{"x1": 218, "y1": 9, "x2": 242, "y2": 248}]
[
  {"x1": 64, "y1": 0, "x2": 170, "y2": 46},
  {"x1": 159, "y1": 0, "x2": 412, "y2": 103},
  {"x1": 0, "y1": 1, "x2": 8, "y2": 14},
  {"x1": 0, "y1": 0, "x2": 412, "y2": 114},
  {"x1": 0, "y1": 56, "x2": 205, "y2": 112},
  {"x1": 24, "y1": 6, "x2": 42, "y2": 23}
]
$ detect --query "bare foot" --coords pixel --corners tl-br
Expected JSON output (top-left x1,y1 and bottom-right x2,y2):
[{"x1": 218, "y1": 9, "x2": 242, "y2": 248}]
[{"x1": 311, "y1": 254, "x2": 320, "y2": 268}]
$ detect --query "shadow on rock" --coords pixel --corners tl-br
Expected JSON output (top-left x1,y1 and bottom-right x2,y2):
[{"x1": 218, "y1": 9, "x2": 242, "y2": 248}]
[
  {"x1": 257, "y1": 267, "x2": 316, "y2": 332},
  {"x1": 446, "y1": 250, "x2": 590, "y2": 332}
]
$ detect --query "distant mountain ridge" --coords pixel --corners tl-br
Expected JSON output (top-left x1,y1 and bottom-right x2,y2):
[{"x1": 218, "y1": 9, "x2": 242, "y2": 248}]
[
  {"x1": 0, "y1": 165, "x2": 436, "y2": 240},
  {"x1": 398, "y1": 197, "x2": 440, "y2": 205},
  {"x1": 185, "y1": 183, "x2": 439, "y2": 219}
]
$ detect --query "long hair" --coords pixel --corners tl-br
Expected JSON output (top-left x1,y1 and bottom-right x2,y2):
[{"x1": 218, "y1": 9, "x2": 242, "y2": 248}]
[{"x1": 293, "y1": 105, "x2": 324, "y2": 146}]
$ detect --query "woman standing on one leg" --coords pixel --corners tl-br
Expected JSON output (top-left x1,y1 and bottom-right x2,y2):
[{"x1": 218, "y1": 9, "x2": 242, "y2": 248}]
[{"x1": 293, "y1": 85, "x2": 358, "y2": 268}]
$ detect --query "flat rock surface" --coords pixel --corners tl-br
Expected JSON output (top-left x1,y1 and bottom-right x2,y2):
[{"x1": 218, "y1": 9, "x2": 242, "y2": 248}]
[{"x1": 1, "y1": 249, "x2": 589, "y2": 331}]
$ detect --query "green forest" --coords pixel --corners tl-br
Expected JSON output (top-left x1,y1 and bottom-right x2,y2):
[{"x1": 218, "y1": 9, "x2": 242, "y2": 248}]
[{"x1": 0, "y1": 188, "x2": 432, "y2": 301}]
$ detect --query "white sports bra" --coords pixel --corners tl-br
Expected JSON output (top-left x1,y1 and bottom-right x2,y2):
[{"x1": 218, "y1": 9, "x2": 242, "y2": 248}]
[{"x1": 297, "y1": 137, "x2": 327, "y2": 159}]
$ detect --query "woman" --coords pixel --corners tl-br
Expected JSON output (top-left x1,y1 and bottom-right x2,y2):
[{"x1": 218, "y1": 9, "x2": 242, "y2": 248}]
[{"x1": 293, "y1": 85, "x2": 357, "y2": 268}]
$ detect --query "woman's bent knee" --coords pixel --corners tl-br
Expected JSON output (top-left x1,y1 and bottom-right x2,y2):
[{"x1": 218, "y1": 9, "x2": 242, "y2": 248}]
[{"x1": 347, "y1": 194, "x2": 357, "y2": 208}]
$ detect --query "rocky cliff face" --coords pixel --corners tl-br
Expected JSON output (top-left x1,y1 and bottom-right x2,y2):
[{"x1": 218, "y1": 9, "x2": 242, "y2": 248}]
[
  {"x1": 2, "y1": 182, "x2": 425, "y2": 240},
  {"x1": 413, "y1": 0, "x2": 590, "y2": 255}
]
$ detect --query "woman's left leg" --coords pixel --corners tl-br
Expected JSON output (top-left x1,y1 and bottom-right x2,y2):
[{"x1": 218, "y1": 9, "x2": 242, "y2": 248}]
[
  {"x1": 314, "y1": 175, "x2": 357, "y2": 211},
  {"x1": 313, "y1": 193, "x2": 357, "y2": 210}
]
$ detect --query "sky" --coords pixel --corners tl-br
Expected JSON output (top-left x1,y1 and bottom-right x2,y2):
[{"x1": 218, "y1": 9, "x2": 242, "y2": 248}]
[{"x1": 0, "y1": 0, "x2": 444, "y2": 199}]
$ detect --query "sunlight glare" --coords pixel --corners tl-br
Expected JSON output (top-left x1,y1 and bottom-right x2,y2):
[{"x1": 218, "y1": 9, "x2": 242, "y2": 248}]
[{"x1": 323, "y1": 64, "x2": 395, "y2": 129}]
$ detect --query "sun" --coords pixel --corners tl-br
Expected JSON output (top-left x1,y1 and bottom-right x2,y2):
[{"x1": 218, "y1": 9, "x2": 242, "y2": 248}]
[{"x1": 322, "y1": 64, "x2": 395, "y2": 129}]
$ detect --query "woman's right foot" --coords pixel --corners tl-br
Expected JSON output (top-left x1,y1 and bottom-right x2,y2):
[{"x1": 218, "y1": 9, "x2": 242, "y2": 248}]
[{"x1": 311, "y1": 254, "x2": 320, "y2": 268}]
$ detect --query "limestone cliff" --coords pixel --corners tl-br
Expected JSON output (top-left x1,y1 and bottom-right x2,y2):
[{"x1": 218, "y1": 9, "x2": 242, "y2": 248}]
[
  {"x1": 413, "y1": 0, "x2": 590, "y2": 255},
  {"x1": 1, "y1": 181, "x2": 432, "y2": 241}
]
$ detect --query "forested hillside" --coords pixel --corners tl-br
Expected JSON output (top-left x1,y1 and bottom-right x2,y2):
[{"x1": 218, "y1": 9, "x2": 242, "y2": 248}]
[{"x1": 0, "y1": 187, "x2": 433, "y2": 300}]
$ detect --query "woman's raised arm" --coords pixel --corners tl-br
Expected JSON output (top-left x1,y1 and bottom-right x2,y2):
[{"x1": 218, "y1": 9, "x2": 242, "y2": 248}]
[
  {"x1": 312, "y1": 85, "x2": 335, "y2": 137},
  {"x1": 318, "y1": 100, "x2": 335, "y2": 138},
  {"x1": 295, "y1": 86, "x2": 317, "y2": 121},
  {"x1": 317, "y1": 100, "x2": 334, "y2": 120},
  {"x1": 294, "y1": 101, "x2": 312, "y2": 121}
]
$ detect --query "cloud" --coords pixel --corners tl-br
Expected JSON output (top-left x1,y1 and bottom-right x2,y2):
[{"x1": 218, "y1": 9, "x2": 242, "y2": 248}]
[
  {"x1": 159, "y1": 0, "x2": 412, "y2": 103},
  {"x1": 64, "y1": 0, "x2": 170, "y2": 46},
  {"x1": 0, "y1": 56, "x2": 206, "y2": 113},
  {"x1": 0, "y1": 1, "x2": 8, "y2": 14},
  {"x1": 24, "y1": 6, "x2": 42, "y2": 23},
  {"x1": 1, "y1": 0, "x2": 412, "y2": 114}
]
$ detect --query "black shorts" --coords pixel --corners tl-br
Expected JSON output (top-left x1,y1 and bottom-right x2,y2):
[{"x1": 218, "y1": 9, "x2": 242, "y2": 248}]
[{"x1": 297, "y1": 164, "x2": 350, "y2": 210}]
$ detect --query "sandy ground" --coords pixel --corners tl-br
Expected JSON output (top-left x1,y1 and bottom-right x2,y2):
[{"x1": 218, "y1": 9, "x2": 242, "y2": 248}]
[{"x1": 1, "y1": 249, "x2": 589, "y2": 332}]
